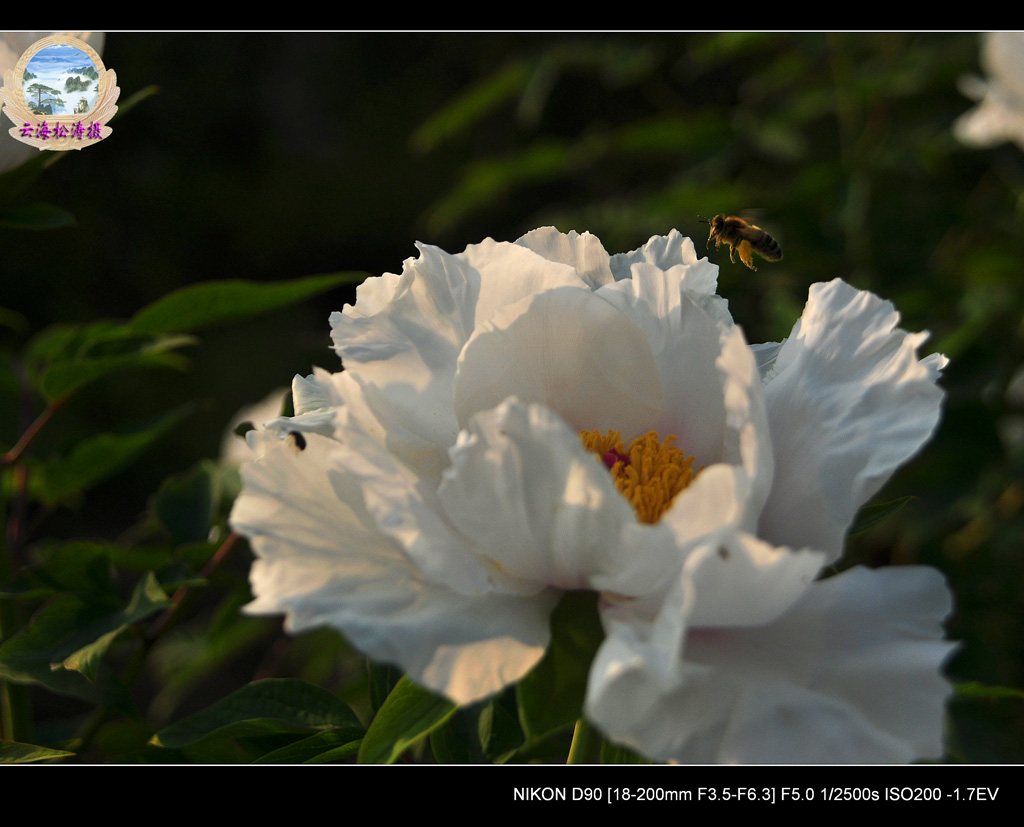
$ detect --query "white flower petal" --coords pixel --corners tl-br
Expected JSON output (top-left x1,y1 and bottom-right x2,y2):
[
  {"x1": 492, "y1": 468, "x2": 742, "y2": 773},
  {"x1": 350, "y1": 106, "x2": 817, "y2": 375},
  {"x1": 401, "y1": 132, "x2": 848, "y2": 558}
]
[
  {"x1": 291, "y1": 369, "x2": 333, "y2": 415},
  {"x1": 714, "y1": 322, "x2": 774, "y2": 525},
  {"x1": 596, "y1": 264, "x2": 730, "y2": 459},
  {"x1": 682, "y1": 534, "x2": 825, "y2": 628},
  {"x1": 659, "y1": 464, "x2": 748, "y2": 549},
  {"x1": 758, "y1": 279, "x2": 946, "y2": 563},
  {"x1": 750, "y1": 340, "x2": 784, "y2": 379},
  {"x1": 440, "y1": 399, "x2": 646, "y2": 592},
  {"x1": 609, "y1": 229, "x2": 705, "y2": 279},
  {"x1": 345, "y1": 269, "x2": 403, "y2": 318},
  {"x1": 587, "y1": 565, "x2": 953, "y2": 763},
  {"x1": 651, "y1": 320, "x2": 773, "y2": 550},
  {"x1": 609, "y1": 229, "x2": 731, "y2": 325},
  {"x1": 328, "y1": 247, "x2": 470, "y2": 462},
  {"x1": 231, "y1": 430, "x2": 552, "y2": 705},
  {"x1": 332, "y1": 369, "x2": 454, "y2": 481},
  {"x1": 460, "y1": 236, "x2": 590, "y2": 327},
  {"x1": 453, "y1": 286, "x2": 663, "y2": 435},
  {"x1": 248, "y1": 370, "x2": 340, "y2": 441},
  {"x1": 514, "y1": 226, "x2": 615, "y2": 289},
  {"x1": 329, "y1": 239, "x2": 589, "y2": 477},
  {"x1": 332, "y1": 408, "x2": 496, "y2": 597}
]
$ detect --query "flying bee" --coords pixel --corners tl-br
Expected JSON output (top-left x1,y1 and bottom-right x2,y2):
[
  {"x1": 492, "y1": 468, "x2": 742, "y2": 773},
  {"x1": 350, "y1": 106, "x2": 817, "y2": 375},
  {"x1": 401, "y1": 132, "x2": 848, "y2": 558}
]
[{"x1": 698, "y1": 214, "x2": 783, "y2": 271}]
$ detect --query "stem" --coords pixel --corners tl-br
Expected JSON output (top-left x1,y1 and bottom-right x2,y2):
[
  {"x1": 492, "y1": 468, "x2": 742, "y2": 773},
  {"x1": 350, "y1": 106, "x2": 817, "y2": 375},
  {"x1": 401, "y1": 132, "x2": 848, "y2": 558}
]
[
  {"x1": 566, "y1": 718, "x2": 601, "y2": 764},
  {"x1": 146, "y1": 532, "x2": 241, "y2": 641},
  {"x1": 1, "y1": 397, "x2": 66, "y2": 467},
  {"x1": 0, "y1": 468, "x2": 32, "y2": 743},
  {"x1": 0, "y1": 377, "x2": 52, "y2": 742},
  {"x1": 75, "y1": 534, "x2": 243, "y2": 759},
  {"x1": 0, "y1": 607, "x2": 33, "y2": 742}
]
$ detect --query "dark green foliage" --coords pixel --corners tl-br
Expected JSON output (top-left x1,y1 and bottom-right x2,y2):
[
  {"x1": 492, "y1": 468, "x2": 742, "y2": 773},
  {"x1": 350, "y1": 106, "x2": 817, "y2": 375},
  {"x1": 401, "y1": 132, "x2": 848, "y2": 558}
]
[
  {"x1": 0, "y1": 203, "x2": 76, "y2": 230},
  {"x1": 517, "y1": 590, "x2": 603, "y2": 743},
  {"x1": 151, "y1": 678, "x2": 361, "y2": 748},
  {"x1": 0, "y1": 180, "x2": 353, "y2": 758},
  {"x1": 0, "y1": 573, "x2": 171, "y2": 690},
  {"x1": 357, "y1": 676, "x2": 456, "y2": 764}
]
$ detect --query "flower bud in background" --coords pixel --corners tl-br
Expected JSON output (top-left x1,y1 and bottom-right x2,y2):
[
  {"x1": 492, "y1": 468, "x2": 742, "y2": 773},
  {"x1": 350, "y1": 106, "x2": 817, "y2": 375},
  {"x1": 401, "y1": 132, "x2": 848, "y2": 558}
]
[{"x1": 955, "y1": 32, "x2": 1024, "y2": 151}]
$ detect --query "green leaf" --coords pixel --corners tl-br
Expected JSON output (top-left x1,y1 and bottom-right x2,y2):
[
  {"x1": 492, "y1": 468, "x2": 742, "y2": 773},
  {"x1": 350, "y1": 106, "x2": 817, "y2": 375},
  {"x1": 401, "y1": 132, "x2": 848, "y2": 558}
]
[
  {"x1": 151, "y1": 461, "x2": 218, "y2": 547},
  {"x1": 0, "y1": 597, "x2": 98, "y2": 698},
  {"x1": 479, "y1": 690, "x2": 524, "y2": 761},
  {"x1": 26, "y1": 541, "x2": 119, "y2": 601},
  {"x1": 252, "y1": 727, "x2": 364, "y2": 764},
  {"x1": 23, "y1": 324, "x2": 86, "y2": 372},
  {"x1": 430, "y1": 690, "x2": 524, "y2": 764},
  {"x1": 151, "y1": 678, "x2": 361, "y2": 749},
  {"x1": 955, "y1": 682, "x2": 1024, "y2": 701},
  {"x1": 0, "y1": 149, "x2": 63, "y2": 204},
  {"x1": 129, "y1": 274, "x2": 363, "y2": 335},
  {"x1": 0, "y1": 306, "x2": 28, "y2": 333},
  {"x1": 145, "y1": 593, "x2": 270, "y2": 722},
  {"x1": 357, "y1": 675, "x2": 457, "y2": 764},
  {"x1": 600, "y1": 740, "x2": 649, "y2": 764},
  {"x1": 25, "y1": 321, "x2": 196, "y2": 402},
  {"x1": 35, "y1": 342, "x2": 191, "y2": 402},
  {"x1": 367, "y1": 658, "x2": 402, "y2": 715},
  {"x1": 424, "y1": 141, "x2": 579, "y2": 235},
  {"x1": 26, "y1": 321, "x2": 144, "y2": 367},
  {"x1": 947, "y1": 681, "x2": 1024, "y2": 762},
  {"x1": 0, "y1": 202, "x2": 76, "y2": 230},
  {"x1": 412, "y1": 61, "x2": 529, "y2": 153},
  {"x1": 24, "y1": 274, "x2": 347, "y2": 401},
  {"x1": 849, "y1": 495, "x2": 916, "y2": 535},
  {"x1": 0, "y1": 572, "x2": 171, "y2": 690},
  {"x1": 105, "y1": 544, "x2": 177, "y2": 573},
  {"x1": 0, "y1": 740, "x2": 75, "y2": 763},
  {"x1": 517, "y1": 590, "x2": 604, "y2": 741},
  {"x1": 29, "y1": 405, "x2": 196, "y2": 506},
  {"x1": 61, "y1": 573, "x2": 172, "y2": 682},
  {"x1": 504, "y1": 729, "x2": 574, "y2": 764},
  {"x1": 430, "y1": 706, "x2": 486, "y2": 764},
  {"x1": 302, "y1": 742, "x2": 363, "y2": 764},
  {"x1": 109, "y1": 85, "x2": 160, "y2": 122}
]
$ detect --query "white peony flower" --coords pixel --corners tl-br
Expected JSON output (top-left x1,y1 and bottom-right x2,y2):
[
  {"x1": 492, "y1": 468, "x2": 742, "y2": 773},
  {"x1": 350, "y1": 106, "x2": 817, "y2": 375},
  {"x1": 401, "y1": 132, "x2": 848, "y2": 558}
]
[
  {"x1": 0, "y1": 31, "x2": 105, "y2": 173},
  {"x1": 955, "y1": 32, "x2": 1024, "y2": 151},
  {"x1": 230, "y1": 227, "x2": 955, "y2": 763}
]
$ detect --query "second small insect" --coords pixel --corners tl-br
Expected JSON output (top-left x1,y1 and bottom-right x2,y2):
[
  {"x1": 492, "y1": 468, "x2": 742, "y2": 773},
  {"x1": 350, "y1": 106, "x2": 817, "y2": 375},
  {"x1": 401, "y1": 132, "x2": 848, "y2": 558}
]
[{"x1": 699, "y1": 214, "x2": 783, "y2": 271}]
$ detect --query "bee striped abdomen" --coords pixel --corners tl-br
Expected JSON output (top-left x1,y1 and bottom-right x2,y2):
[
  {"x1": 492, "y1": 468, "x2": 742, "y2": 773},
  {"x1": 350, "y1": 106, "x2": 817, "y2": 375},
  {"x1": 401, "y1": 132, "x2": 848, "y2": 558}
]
[{"x1": 756, "y1": 233, "x2": 783, "y2": 261}]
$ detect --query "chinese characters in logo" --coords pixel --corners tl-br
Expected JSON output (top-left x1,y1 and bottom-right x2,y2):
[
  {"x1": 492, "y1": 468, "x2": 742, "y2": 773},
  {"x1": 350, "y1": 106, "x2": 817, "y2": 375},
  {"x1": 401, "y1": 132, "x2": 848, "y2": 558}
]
[{"x1": 21, "y1": 120, "x2": 104, "y2": 141}]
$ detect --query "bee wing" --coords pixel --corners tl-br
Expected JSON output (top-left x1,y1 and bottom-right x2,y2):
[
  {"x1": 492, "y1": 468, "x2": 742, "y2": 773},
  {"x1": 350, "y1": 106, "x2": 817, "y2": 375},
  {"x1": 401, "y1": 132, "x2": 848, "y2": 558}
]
[{"x1": 736, "y1": 223, "x2": 768, "y2": 242}]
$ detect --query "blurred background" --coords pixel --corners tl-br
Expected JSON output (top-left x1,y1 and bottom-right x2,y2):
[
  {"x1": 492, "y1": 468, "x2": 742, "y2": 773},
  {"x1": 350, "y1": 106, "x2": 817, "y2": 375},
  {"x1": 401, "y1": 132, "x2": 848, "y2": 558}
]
[{"x1": 3, "y1": 32, "x2": 1023, "y2": 761}]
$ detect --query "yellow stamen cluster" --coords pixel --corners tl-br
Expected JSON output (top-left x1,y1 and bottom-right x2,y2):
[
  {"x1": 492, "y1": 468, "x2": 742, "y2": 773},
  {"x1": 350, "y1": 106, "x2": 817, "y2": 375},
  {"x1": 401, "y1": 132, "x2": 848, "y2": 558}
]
[{"x1": 579, "y1": 429, "x2": 698, "y2": 524}]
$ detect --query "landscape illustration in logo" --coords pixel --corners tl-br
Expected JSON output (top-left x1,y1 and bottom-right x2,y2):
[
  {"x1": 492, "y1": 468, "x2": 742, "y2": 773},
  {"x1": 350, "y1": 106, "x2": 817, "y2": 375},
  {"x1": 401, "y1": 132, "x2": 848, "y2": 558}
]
[{"x1": 22, "y1": 42, "x2": 100, "y2": 117}]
